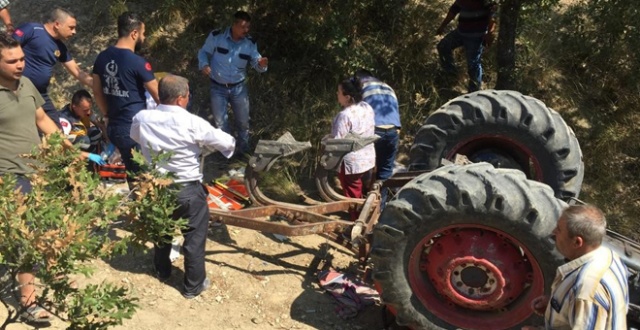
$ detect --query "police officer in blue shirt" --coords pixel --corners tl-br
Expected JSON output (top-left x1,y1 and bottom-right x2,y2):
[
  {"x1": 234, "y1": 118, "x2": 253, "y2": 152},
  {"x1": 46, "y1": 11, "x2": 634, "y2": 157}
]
[{"x1": 197, "y1": 10, "x2": 268, "y2": 158}]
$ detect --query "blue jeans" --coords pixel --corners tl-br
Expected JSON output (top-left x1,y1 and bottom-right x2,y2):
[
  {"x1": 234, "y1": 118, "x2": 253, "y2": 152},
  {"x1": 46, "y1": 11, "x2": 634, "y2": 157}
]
[
  {"x1": 210, "y1": 82, "x2": 250, "y2": 154},
  {"x1": 437, "y1": 29, "x2": 484, "y2": 92},
  {"x1": 374, "y1": 128, "x2": 399, "y2": 180},
  {"x1": 374, "y1": 127, "x2": 399, "y2": 209},
  {"x1": 107, "y1": 124, "x2": 140, "y2": 177}
]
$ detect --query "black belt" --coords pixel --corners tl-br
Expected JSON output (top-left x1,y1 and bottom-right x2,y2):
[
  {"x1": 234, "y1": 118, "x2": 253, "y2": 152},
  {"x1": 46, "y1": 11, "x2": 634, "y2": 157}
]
[
  {"x1": 211, "y1": 78, "x2": 245, "y2": 88},
  {"x1": 375, "y1": 126, "x2": 399, "y2": 132}
]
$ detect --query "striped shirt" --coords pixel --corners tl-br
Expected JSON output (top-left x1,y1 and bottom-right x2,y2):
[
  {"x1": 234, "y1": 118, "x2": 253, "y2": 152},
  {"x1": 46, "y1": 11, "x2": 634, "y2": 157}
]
[
  {"x1": 360, "y1": 78, "x2": 401, "y2": 128},
  {"x1": 545, "y1": 246, "x2": 629, "y2": 330}
]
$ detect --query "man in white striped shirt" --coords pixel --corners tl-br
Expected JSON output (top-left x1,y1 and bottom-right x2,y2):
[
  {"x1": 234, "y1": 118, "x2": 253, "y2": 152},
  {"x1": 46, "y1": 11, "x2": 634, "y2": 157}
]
[
  {"x1": 524, "y1": 204, "x2": 629, "y2": 330},
  {"x1": 130, "y1": 74, "x2": 235, "y2": 299}
]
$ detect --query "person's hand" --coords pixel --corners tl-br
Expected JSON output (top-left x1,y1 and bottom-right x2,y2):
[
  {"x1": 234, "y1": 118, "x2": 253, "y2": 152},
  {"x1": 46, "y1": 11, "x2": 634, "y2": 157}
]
[
  {"x1": 5, "y1": 23, "x2": 14, "y2": 34},
  {"x1": 88, "y1": 153, "x2": 106, "y2": 166},
  {"x1": 483, "y1": 31, "x2": 496, "y2": 47},
  {"x1": 201, "y1": 65, "x2": 211, "y2": 77},
  {"x1": 258, "y1": 57, "x2": 268, "y2": 68},
  {"x1": 530, "y1": 295, "x2": 549, "y2": 316}
]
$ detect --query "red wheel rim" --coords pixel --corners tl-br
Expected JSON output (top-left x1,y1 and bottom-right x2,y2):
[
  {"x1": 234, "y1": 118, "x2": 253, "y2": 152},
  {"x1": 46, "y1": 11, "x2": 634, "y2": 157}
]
[
  {"x1": 408, "y1": 224, "x2": 545, "y2": 329},
  {"x1": 446, "y1": 135, "x2": 544, "y2": 182}
]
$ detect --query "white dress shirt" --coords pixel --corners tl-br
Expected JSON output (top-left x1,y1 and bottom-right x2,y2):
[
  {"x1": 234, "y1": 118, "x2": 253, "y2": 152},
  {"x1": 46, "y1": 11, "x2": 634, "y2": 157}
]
[{"x1": 130, "y1": 104, "x2": 235, "y2": 182}]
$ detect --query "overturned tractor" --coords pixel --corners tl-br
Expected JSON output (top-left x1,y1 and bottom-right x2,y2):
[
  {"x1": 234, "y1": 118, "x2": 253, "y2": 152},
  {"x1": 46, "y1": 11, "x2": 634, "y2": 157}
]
[{"x1": 208, "y1": 90, "x2": 640, "y2": 329}]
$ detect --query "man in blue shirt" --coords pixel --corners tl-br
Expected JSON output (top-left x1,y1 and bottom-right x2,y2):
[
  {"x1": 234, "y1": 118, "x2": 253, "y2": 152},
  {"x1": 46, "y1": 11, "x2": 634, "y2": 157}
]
[
  {"x1": 92, "y1": 11, "x2": 158, "y2": 178},
  {"x1": 354, "y1": 69, "x2": 401, "y2": 182},
  {"x1": 197, "y1": 10, "x2": 268, "y2": 158},
  {"x1": 13, "y1": 7, "x2": 93, "y2": 122}
]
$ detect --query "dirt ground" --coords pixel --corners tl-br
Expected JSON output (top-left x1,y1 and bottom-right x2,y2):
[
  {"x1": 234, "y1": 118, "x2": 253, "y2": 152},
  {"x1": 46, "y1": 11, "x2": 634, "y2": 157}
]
[
  {"x1": 2, "y1": 219, "x2": 394, "y2": 330},
  {"x1": 0, "y1": 2, "x2": 401, "y2": 329}
]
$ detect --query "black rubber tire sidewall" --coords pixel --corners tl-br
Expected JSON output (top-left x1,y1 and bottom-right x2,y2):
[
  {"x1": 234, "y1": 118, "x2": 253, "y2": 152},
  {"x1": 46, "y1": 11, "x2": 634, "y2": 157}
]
[
  {"x1": 371, "y1": 163, "x2": 565, "y2": 330},
  {"x1": 409, "y1": 90, "x2": 584, "y2": 201}
]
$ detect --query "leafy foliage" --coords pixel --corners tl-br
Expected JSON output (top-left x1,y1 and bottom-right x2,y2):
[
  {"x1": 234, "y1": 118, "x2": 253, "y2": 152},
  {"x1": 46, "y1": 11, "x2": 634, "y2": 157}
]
[
  {"x1": 93, "y1": 0, "x2": 640, "y2": 241},
  {"x1": 0, "y1": 133, "x2": 188, "y2": 328},
  {"x1": 125, "y1": 150, "x2": 188, "y2": 248}
]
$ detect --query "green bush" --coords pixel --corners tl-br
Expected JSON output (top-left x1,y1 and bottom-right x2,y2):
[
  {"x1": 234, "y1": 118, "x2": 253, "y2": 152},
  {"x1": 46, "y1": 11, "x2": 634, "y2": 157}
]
[{"x1": 0, "y1": 134, "x2": 187, "y2": 328}]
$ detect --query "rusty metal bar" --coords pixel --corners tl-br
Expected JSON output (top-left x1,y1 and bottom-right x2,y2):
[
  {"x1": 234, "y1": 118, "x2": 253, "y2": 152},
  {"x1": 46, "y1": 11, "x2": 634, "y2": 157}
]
[{"x1": 210, "y1": 203, "x2": 355, "y2": 236}]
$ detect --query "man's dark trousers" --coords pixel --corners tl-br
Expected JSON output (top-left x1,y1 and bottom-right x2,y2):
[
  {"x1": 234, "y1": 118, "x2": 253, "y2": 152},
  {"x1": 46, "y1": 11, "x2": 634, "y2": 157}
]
[{"x1": 154, "y1": 182, "x2": 209, "y2": 296}]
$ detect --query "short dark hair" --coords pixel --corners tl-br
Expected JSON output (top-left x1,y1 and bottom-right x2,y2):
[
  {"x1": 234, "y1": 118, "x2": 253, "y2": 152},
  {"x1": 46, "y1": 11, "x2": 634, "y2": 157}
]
[
  {"x1": 159, "y1": 74, "x2": 189, "y2": 104},
  {"x1": 234, "y1": 11, "x2": 251, "y2": 23},
  {"x1": 48, "y1": 7, "x2": 75, "y2": 23},
  {"x1": 117, "y1": 11, "x2": 143, "y2": 38},
  {"x1": 354, "y1": 69, "x2": 374, "y2": 79},
  {"x1": 0, "y1": 32, "x2": 20, "y2": 58},
  {"x1": 71, "y1": 89, "x2": 92, "y2": 105},
  {"x1": 339, "y1": 78, "x2": 363, "y2": 104}
]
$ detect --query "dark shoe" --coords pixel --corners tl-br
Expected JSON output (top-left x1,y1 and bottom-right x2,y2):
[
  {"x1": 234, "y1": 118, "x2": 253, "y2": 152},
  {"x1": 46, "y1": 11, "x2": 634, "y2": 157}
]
[
  {"x1": 182, "y1": 277, "x2": 211, "y2": 299},
  {"x1": 153, "y1": 265, "x2": 171, "y2": 282}
]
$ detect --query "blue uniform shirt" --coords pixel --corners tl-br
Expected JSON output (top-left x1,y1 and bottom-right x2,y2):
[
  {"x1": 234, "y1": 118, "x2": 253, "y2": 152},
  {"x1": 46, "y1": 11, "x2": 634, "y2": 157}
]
[
  {"x1": 360, "y1": 78, "x2": 401, "y2": 128},
  {"x1": 197, "y1": 27, "x2": 267, "y2": 84},
  {"x1": 13, "y1": 23, "x2": 72, "y2": 94},
  {"x1": 92, "y1": 46, "x2": 155, "y2": 126}
]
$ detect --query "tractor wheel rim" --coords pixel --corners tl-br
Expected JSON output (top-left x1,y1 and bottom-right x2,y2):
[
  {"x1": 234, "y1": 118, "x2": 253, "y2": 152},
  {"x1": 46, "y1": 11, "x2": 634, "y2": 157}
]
[
  {"x1": 409, "y1": 224, "x2": 545, "y2": 330},
  {"x1": 446, "y1": 135, "x2": 544, "y2": 182}
]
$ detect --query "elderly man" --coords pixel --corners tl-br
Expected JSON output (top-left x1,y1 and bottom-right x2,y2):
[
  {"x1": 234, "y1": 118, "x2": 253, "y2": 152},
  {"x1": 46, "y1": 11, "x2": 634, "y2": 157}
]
[
  {"x1": 13, "y1": 7, "x2": 93, "y2": 121},
  {"x1": 130, "y1": 74, "x2": 235, "y2": 299},
  {"x1": 523, "y1": 205, "x2": 629, "y2": 330},
  {"x1": 197, "y1": 10, "x2": 268, "y2": 159}
]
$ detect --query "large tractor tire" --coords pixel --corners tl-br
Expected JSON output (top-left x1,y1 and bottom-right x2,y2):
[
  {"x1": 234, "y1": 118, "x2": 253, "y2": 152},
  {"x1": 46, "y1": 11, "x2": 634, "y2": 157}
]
[
  {"x1": 409, "y1": 90, "x2": 584, "y2": 201},
  {"x1": 371, "y1": 163, "x2": 565, "y2": 330}
]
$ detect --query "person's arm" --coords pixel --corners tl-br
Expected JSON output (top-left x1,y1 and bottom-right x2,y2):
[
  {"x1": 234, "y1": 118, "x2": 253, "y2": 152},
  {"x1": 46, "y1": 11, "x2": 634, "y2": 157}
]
[
  {"x1": 197, "y1": 33, "x2": 217, "y2": 77},
  {"x1": 130, "y1": 115, "x2": 141, "y2": 144},
  {"x1": 483, "y1": 4, "x2": 498, "y2": 47},
  {"x1": 249, "y1": 41, "x2": 268, "y2": 73},
  {"x1": 143, "y1": 79, "x2": 159, "y2": 104},
  {"x1": 0, "y1": 5, "x2": 13, "y2": 33},
  {"x1": 62, "y1": 59, "x2": 93, "y2": 88},
  {"x1": 35, "y1": 107, "x2": 61, "y2": 135},
  {"x1": 195, "y1": 117, "x2": 235, "y2": 159},
  {"x1": 91, "y1": 74, "x2": 108, "y2": 118},
  {"x1": 331, "y1": 112, "x2": 350, "y2": 139},
  {"x1": 436, "y1": 6, "x2": 459, "y2": 35}
]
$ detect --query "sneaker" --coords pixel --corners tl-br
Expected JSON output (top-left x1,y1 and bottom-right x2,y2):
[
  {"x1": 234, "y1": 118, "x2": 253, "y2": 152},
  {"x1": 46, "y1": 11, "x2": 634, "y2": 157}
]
[{"x1": 182, "y1": 277, "x2": 211, "y2": 299}]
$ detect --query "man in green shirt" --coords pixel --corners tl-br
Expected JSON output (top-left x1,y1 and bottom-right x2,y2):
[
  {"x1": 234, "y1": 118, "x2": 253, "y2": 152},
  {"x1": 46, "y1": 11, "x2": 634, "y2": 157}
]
[{"x1": 0, "y1": 32, "x2": 99, "y2": 323}]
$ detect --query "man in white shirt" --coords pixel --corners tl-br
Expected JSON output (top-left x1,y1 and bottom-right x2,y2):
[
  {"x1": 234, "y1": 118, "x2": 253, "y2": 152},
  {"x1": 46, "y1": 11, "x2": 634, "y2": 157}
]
[{"x1": 130, "y1": 74, "x2": 235, "y2": 299}]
